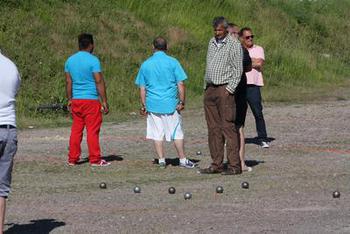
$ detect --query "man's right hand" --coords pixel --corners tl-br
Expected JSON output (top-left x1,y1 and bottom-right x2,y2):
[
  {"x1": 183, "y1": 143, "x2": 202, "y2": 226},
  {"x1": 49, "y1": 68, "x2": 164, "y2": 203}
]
[
  {"x1": 140, "y1": 107, "x2": 147, "y2": 116},
  {"x1": 67, "y1": 99, "x2": 72, "y2": 113}
]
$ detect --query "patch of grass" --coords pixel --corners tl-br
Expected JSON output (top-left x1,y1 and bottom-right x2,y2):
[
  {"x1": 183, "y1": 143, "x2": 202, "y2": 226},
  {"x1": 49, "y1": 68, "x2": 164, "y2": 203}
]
[{"x1": 0, "y1": 0, "x2": 349, "y2": 127}]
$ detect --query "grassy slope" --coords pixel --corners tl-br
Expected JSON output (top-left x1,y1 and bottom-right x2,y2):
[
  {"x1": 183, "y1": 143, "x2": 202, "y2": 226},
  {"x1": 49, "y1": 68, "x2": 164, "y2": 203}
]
[{"x1": 0, "y1": 0, "x2": 349, "y2": 127}]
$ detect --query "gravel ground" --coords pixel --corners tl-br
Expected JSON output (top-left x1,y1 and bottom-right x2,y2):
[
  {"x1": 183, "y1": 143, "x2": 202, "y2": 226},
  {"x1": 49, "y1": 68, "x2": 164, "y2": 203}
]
[{"x1": 4, "y1": 100, "x2": 350, "y2": 234}]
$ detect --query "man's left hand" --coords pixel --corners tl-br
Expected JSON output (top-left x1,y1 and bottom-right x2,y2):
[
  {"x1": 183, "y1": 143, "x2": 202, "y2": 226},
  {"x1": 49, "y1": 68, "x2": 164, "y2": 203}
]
[
  {"x1": 224, "y1": 90, "x2": 232, "y2": 96},
  {"x1": 101, "y1": 102, "x2": 109, "y2": 115}
]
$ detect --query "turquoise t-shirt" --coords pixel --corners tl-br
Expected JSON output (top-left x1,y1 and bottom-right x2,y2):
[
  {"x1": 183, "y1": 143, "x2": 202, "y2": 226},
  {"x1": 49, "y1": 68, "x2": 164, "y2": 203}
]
[
  {"x1": 135, "y1": 51, "x2": 187, "y2": 114},
  {"x1": 64, "y1": 51, "x2": 101, "y2": 100}
]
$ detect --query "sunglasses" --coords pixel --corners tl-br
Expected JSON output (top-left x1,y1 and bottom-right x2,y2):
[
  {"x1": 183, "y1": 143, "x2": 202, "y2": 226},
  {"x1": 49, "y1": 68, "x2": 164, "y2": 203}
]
[{"x1": 245, "y1": 35, "x2": 254, "y2": 39}]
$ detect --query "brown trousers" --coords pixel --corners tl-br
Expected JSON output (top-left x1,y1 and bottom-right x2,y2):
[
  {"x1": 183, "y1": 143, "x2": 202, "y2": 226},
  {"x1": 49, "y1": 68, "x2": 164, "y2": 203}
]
[{"x1": 204, "y1": 85, "x2": 241, "y2": 171}]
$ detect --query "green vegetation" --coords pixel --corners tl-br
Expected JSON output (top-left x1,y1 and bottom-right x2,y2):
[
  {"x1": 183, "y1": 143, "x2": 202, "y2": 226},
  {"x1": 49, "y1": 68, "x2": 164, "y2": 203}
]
[{"x1": 0, "y1": 0, "x2": 349, "y2": 127}]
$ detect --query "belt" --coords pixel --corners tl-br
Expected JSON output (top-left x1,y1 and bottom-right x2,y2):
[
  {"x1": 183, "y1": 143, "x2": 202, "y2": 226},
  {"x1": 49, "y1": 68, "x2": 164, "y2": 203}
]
[
  {"x1": 0, "y1": 125, "x2": 16, "y2": 129},
  {"x1": 206, "y1": 83, "x2": 228, "y2": 88}
]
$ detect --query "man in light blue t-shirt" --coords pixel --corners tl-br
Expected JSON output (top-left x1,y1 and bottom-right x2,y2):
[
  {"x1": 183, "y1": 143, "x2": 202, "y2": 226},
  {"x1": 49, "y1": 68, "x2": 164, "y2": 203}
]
[
  {"x1": 65, "y1": 33, "x2": 110, "y2": 167},
  {"x1": 135, "y1": 36, "x2": 196, "y2": 169}
]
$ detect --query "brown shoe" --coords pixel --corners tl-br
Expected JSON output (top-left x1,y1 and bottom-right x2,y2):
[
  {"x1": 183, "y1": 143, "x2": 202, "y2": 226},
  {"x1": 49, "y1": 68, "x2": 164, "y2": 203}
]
[
  {"x1": 221, "y1": 169, "x2": 242, "y2": 175},
  {"x1": 200, "y1": 167, "x2": 223, "y2": 174}
]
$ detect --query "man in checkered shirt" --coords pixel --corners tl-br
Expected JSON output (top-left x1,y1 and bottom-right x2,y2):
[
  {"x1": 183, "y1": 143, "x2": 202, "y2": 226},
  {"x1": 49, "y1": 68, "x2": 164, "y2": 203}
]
[{"x1": 200, "y1": 16, "x2": 243, "y2": 175}]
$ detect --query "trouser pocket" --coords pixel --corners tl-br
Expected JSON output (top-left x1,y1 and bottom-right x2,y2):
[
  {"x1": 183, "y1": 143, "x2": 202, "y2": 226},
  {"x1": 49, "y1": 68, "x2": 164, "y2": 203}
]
[{"x1": 223, "y1": 94, "x2": 235, "y2": 122}]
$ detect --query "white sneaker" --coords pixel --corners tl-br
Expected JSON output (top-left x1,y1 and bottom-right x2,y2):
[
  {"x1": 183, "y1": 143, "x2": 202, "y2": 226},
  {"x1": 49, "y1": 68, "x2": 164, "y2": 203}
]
[
  {"x1": 90, "y1": 159, "x2": 111, "y2": 167},
  {"x1": 179, "y1": 159, "x2": 196, "y2": 169},
  {"x1": 261, "y1": 141, "x2": 269, "y2": 148}
]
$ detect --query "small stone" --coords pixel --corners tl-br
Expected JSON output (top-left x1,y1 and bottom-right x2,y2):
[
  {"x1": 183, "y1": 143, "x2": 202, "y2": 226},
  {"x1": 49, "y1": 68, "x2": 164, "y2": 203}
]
[{"x1": 196, "y1": 151, "x2": 202, "y2": 156}]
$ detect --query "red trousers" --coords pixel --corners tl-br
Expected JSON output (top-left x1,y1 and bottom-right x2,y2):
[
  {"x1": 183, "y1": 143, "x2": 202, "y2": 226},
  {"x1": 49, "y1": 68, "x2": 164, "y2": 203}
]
[{"x1": 68, "y1": 99, "x2": 102, "y2": 164}]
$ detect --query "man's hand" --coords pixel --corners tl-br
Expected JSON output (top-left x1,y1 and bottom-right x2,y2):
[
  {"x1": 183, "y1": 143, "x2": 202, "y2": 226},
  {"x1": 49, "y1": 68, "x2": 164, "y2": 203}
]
[
  {"x1": 101, "y1": 102, "x2": 109, "y2": 115},
  {"x1": 176, "y1": 101, "x2": 185, "y2": 112},
  {"x1": 140, "y1": 107, "x2": 147, "y2": 116},
  {"x1": 252, "y1": 58, "x2": 264, "y2": 71},
  {"x1": 224, "y1": 90, "x2": 232, "y2": 96}
]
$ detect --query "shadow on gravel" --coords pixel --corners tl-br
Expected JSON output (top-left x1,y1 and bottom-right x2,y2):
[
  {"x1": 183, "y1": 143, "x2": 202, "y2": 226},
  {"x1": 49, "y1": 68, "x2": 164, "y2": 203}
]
[
  {"x1": 5, "y1": 219, "x2": 65, "y2": 234},
  {"x1": 245, "y1": 160, "x2": 265, "y2": 167},
  {"x1": 222, "y1": 160, "x2": 264, "y2": 169},
  {"x1": 153, "y1": 158, "x2": 200, "y2": 166},
  {"x1": 76, "y1": 154, "x2": 124, "y2": 165},
  {"x1": 102, "y1": 154, "x2": 124, "y2": 162},
  {"x1": 245, "y1": 137, "x2": 276, "y2": 145}
]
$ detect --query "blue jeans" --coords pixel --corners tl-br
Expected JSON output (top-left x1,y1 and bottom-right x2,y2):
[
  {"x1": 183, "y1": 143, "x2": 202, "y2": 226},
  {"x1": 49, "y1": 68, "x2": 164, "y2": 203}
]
[{"x1": 246, "y1": 85, "x2": 268, "y2": 141}]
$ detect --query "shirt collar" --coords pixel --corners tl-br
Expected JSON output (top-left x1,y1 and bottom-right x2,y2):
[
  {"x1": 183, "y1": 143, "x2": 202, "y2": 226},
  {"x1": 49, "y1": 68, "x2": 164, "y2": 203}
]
[
  {"x1": 247, "y1": 44, "x2": 256, "y2": 50},
  {"x1": 153, "y1": 51, "x2": 166, "y2": 56},
  {"x1": 211, "y1": 35, "x2": 229, "y2": 47}
]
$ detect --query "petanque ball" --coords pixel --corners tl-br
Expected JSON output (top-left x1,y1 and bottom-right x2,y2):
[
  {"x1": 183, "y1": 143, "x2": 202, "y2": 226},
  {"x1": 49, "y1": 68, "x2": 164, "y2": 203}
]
[
  {"x1": 241, "y1": 182, "x2": 249, "y2": 189},
  {"x1": 216, "y1": 186, "x2": 224, "y2": 194},
  {"x1": 196, "y1": 151, "x2": 202, "y2": 156},
  {"x1": 99, "y1": 182, "x2": 107, "y2": 189},
  {"x1": 168, "y1": 187, "x2": 176, "y2": 194},
  {"x1": 333, "y1": 191, "x2": 340, "y2": 198},
  {"x1": 133, "y1": 186, "x2": 141, "y2": 193},
  {"x1": 184, "y1": 192, "x2": 192, "y2": 200}
]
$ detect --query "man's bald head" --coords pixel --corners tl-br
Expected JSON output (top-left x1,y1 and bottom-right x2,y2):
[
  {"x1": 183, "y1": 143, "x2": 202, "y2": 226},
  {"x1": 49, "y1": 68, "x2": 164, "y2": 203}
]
[{"x1": 153, "y1": 37, "x2": 167, "y2": 51}]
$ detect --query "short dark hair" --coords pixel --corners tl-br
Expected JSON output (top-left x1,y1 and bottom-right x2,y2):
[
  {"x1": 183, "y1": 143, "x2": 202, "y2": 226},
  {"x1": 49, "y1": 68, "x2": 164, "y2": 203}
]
[
  {"x1": 239, "y1": 27, "x2": 252, "y2": 37},
  {"x1": 212, "y1": 16, "x2": 228, "y2": 29},
  {"x1": 78, "y1": 33, "x2": 94, "y2": 50},
  {"x1": 153, "y1": 36, "x2": 167, "y2": 51}
]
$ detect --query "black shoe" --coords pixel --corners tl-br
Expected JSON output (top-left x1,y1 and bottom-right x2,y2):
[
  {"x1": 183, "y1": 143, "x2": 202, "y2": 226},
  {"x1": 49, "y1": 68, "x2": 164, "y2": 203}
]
[
  {"x1": 200, "y1": 167, "x2": 223, "y2": 174},
  {"x1": 221, "y1": 169, "x2": 242, "y2": 175}
]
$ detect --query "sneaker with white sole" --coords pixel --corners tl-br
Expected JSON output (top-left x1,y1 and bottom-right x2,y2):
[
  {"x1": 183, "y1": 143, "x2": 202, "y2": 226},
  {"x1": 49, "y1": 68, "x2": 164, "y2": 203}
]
[
  {"x1": 261, "y1": 141, "x2": 269, "y2": 148},
  {"x1": 179, "y1": 159, "x2": 196, "y2": 169},
  {"x1": 159, "y1": 162, "x2": 166, "y2": 169},
  {"x1": 90, "y1": 159, "x2": 111, "y2": 167}
]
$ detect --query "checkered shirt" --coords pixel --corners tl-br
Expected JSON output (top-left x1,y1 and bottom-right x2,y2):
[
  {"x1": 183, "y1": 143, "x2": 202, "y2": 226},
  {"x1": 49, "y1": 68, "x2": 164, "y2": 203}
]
[{"x1": 204, "y1": 35, "x2": 243, "y2": 93}]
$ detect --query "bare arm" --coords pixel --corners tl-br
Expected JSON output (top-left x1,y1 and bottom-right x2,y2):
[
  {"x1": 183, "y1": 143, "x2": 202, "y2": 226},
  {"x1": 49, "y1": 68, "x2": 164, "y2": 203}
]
[
  {"x1": 140, "y1": 87, "x2": 146, "y2": 107},
  {"x1": 139, "y1": 87, "x2": 147, "y2": 116},
  {"x1": 252, "y1": 58, "x2": 264, "y2": 72},
  {"x1": 93, "y1": 72, "x2": 109, "y2": 114},
  {"x1": 65, "y1": 72, "x2": 72, "y2": 112},
  {"x1": 176, "y1": 81, "x2": 185, "y2": 112}
]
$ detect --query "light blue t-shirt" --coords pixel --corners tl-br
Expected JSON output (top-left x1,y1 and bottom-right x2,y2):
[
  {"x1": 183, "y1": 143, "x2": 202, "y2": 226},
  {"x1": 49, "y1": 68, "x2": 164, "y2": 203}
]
[
  {"x1": 64, "y1": 51, "x2": 101, "y2": 100},
  {"x1": 135, "y1": 51, "x2": 187, "y2": 114}
]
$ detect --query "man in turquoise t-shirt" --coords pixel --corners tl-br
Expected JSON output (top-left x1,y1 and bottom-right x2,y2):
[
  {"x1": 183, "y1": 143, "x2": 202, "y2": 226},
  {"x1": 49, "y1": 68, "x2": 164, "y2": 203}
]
[
  {"x1": 135, "y1": 36, "x2": 196, "y2": 169},
  {"x1": 65, "y1": 33, "x2": 110, "y2": 167}
]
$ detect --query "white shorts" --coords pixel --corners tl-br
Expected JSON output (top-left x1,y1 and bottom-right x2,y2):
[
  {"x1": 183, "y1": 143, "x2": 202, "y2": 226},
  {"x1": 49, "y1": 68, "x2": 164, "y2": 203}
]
[{"x1": 146, "y1": 111, "x2": 184, "y2": 142}]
